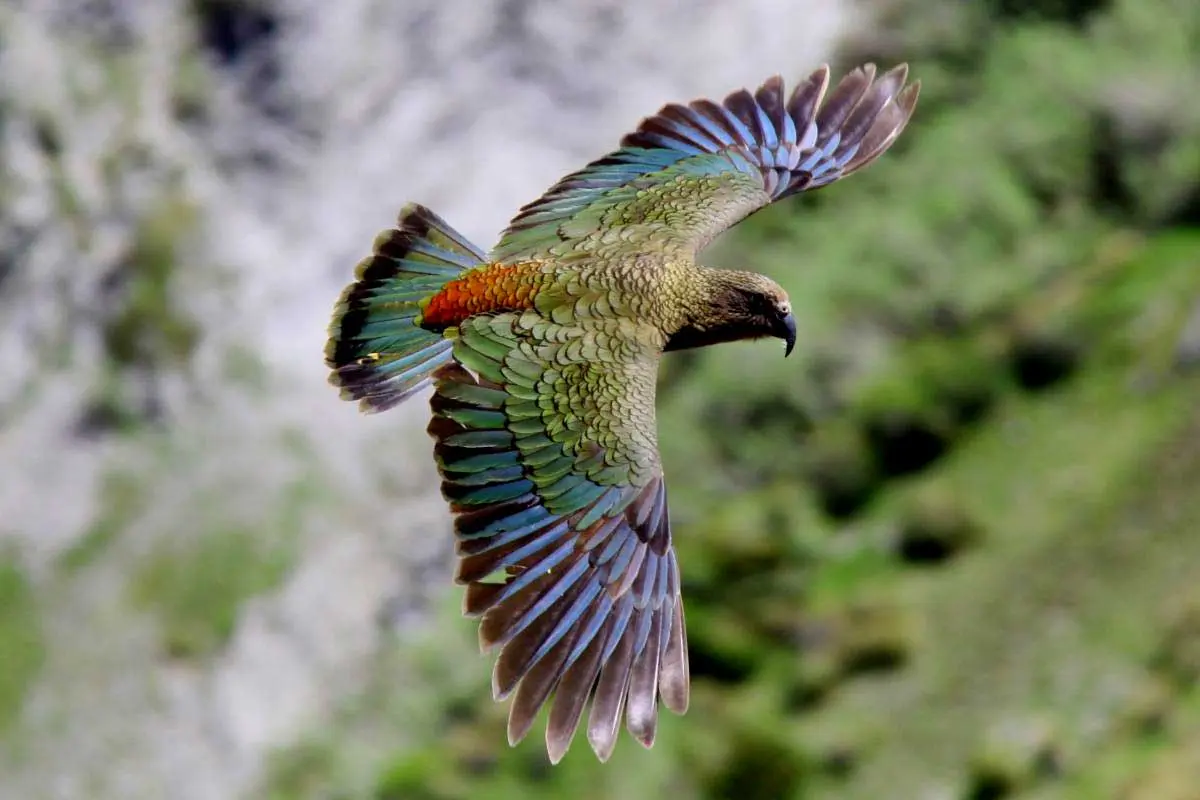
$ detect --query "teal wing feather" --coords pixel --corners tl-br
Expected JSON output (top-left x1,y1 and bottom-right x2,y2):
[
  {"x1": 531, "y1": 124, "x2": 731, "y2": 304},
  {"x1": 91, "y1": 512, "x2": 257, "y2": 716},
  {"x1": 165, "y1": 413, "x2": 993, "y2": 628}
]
[
  {"x1": 492, "y1": 63, "x2": 919, "y2": 263},
  {"x1": 426, "y1": 312, "x2": 687, "y2": 763},
  {"x1": 325, "y1": 203, "x2": 487, "y2": 412}
]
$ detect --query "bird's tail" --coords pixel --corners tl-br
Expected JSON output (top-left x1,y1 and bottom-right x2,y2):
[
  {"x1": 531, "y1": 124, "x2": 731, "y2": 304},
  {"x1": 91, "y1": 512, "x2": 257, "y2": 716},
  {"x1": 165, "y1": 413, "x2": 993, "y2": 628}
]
[{"x1": 325, "y1": 203, "x2": 487, "y2": 413}]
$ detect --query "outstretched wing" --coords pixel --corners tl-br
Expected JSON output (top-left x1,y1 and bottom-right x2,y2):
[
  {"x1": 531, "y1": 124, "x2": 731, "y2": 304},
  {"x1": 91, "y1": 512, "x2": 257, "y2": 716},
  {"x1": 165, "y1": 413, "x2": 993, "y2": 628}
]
[
  {"x1": 492, "y1": 63, "x2": 920, "y2": 263},
  {"x1": 426, "y1": 311, "x2": 687, "y2": 763}
]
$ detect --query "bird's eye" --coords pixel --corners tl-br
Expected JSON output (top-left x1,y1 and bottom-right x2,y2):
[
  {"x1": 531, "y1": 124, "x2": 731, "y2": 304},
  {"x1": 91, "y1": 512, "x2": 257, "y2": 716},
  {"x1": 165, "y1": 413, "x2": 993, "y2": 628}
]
[{"x1": 777, "y1": 301, "x2": 792, "y2": 317}]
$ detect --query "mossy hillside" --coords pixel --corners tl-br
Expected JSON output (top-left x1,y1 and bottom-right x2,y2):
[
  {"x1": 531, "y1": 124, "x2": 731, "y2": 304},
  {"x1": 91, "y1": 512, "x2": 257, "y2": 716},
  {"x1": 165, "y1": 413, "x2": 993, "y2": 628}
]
[
  {"x1": 57, "y1": 469, "x2": 146, "y2": 574},
  {"x1": 1040, "y1": 635, "x2": 1200, "y2": 799},
  {"x1": 124, "y1": 459, "x2": 325, "y2": 660},
  {"x1": 253, "y1": 0, "x2": 1200, "y2": 796},
  {"x1": 128, "y1": 523, "x2": 293, "y2": 660},
  {"x1": 0, "y1": 550, "x2": 45, "y2": 737},
  {"x1": 815, "y1": 337, "x2": 1200, "y2": 798},
  {"x1": 5, "y1": 18, "x2": 221, "y2": 433},
  {"x1": 100, "y1": 196, "x2": 202, "y2": 373}
]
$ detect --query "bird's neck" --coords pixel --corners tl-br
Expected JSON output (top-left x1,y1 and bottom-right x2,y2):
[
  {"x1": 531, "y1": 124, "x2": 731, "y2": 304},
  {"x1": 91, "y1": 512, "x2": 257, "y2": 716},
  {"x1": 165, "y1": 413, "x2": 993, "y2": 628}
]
[{"x1": 663, "y1": 266, "x2": 765, "y2": 353}]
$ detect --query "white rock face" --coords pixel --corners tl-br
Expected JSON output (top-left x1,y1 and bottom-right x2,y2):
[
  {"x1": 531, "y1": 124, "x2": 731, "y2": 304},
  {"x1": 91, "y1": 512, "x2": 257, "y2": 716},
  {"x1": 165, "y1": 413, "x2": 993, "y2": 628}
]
[{"x1": 0, "y1": 1, "x2": 853, "y2": 797}]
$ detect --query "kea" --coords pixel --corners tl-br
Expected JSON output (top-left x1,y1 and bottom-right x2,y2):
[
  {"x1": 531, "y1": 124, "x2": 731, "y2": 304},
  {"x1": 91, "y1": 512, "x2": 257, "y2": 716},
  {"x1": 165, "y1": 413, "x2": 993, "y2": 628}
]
[{"x1": 325, "y1": 63, "x2": 919, "y2": 763}]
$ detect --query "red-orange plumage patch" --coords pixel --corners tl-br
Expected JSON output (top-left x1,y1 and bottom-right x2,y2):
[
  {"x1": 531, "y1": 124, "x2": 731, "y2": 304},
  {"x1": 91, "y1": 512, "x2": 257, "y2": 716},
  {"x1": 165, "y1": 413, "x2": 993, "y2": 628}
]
[{"x1": 420, "y1": 262, "x2": 545, "y2": 330}]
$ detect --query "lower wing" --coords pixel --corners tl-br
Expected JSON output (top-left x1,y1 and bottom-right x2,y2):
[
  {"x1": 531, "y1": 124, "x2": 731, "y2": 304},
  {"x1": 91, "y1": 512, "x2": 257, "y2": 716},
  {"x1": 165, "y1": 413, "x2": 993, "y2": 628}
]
[{"x1": 426, "y1": 311, "x2": 687, "y2": 763}]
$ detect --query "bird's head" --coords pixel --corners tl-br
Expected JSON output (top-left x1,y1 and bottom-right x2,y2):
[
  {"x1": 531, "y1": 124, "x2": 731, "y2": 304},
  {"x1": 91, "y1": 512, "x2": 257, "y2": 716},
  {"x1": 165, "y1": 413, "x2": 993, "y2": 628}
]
[
  {"x1": 666, "y1": 269, "x2": 797, "y2": 356},
  {"x1": 732, "y1": 272, "x2": 796, "y2": 356}
]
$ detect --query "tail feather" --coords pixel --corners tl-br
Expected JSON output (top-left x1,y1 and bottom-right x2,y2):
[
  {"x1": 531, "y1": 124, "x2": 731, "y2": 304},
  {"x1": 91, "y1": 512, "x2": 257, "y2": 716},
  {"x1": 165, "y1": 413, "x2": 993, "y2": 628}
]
[{"x1": 326, "y1": 203, "x2": 486, "y2": 413}]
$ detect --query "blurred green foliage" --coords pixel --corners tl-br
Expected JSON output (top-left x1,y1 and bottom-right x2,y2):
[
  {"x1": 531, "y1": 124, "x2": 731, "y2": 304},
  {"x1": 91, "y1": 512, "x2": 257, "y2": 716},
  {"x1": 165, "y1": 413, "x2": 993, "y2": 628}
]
[
  {"x1": 0, "y1": 550, "x2": 44, "y2": 736},
  {"x1": 100, "y1": 196, "x2": 201, "y2": 372},
  {"x1": 261, "y1": 0, "x2": 1200, "y2": 796},
  {"x1": 129, "y1": 523, "x2": 293, "y2": 659},
  {"x1": 57, "y1": 470, "x2": 145, "y2": 574},
  {"x1": 122, "y1": 454, "x2": 328, "y2": 660},
  {"x1": 88, "y1": 194, "x2": 204, "y2": 431}
]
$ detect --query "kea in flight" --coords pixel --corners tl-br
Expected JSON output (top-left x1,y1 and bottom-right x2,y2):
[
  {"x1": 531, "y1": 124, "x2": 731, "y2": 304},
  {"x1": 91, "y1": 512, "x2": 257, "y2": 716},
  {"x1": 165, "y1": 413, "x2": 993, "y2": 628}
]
[{"x1": 325, "y1": 62, "x2": 919, "y2": 763}]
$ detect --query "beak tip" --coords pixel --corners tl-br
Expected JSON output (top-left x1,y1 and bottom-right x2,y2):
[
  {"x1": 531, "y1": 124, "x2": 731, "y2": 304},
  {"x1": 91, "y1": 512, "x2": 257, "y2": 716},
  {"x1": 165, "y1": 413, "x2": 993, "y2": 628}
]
[{"x1": 781, "y1": 312, "x2": 797, "y2": 358}]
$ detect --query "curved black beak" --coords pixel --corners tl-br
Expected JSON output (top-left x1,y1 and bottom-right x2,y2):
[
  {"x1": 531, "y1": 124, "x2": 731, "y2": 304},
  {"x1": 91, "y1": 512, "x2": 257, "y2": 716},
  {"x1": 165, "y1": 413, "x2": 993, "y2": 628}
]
[{"x1": 778, "y1": 312, "x2": 797, "y2": 357}]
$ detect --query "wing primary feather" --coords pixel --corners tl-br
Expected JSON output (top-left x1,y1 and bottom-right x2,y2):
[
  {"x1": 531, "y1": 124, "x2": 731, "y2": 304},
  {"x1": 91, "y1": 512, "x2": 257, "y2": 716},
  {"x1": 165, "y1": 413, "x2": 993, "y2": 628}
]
[
  {"x1": 660, "y1": 598, "x2": 690, "y2": 714},
  {"x1": 659, "y1": 105, "x2": 726, "y2": 150},
  {"x1": 587, "y1": 609, "x2": 637, "y2": 762},
  {"x1": 722, "y1": 88, "x2": 771, "y2": 148},
  {"x1": 836, "y1": 63, "x2": 908, "y2": 156},
  {"x1": 786, "y1": 63, "x2": 832, "y2": 134},
  {"x1": 814, "y1": 63, "x2": 876, "y2": 148},
  {"x1": 754, "y1": 75, "x2": 788, "y2": 144},
  {"x1": 507, "y1": 621, "x2": 581, "y2": 746},
  {"x1": 690, "y1": 99, "x2": 752, "y2": 147},
  {"x1": 456, "y1": 518, "x2": 569, "y2": 568},
  {"x1": 489, "y1": 552, "x2": 592, "y2": 655},
  {"x1": 546, "y1": 630, "x2": 608, "y2": 763},
  {"x1": 465, "y1": 537, "x2": 578, "y2": 618},
  {"x1": 523, "y1": 579, "x2": 604, "y2": 672},
  {"x1": 493, "y1": 564, "x2": 592, "y2": 699},
  {"x1": 845, "y1": 80, "x2": 921, "y2": 173},
  {"x1": 611, "y1": 542, "x2": 648, "y2": 598},
  {"x1": 625, "y1": 610, "x2": 664, "y2": 747},
  {"x1": 678, "y1": 100, "x2": 740, "y2": 146},
  {"x1": 564, "y1": 591, "x2": 617, "y2": 665}
]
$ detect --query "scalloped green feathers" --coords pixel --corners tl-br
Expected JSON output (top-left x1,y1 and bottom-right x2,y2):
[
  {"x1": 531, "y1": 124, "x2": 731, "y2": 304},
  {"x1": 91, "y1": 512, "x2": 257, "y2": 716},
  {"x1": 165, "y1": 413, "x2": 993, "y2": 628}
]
[
  {"x1": 428, "y1": 314, "x2": 686, "y2": 763},
  {"x1": 326, "y1": 63, "x2": 919, "y2": 764},
  {"x1": 325, "y1": 204, "x2": 487, "y2": 412},
  {"x1": 492, "y1": 63, "x2": 919, "y2": 263}
]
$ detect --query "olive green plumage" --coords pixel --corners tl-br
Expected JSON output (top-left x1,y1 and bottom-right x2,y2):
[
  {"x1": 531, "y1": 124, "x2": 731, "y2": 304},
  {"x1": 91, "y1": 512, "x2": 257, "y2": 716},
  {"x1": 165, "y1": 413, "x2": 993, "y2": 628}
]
[{"x1": 325, "y1": 63, "x2": 920, "y2": 763}]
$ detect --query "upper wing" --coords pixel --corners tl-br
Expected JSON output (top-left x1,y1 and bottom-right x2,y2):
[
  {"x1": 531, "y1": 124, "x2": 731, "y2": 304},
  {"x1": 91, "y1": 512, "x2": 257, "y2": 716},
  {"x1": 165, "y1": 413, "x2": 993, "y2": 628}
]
[
  {"x1": 426, "y1": 311, "x2": 687, "y2": 763},
  {"x1": 492, "y1": 63, "x2": 919, "y2": 263}
]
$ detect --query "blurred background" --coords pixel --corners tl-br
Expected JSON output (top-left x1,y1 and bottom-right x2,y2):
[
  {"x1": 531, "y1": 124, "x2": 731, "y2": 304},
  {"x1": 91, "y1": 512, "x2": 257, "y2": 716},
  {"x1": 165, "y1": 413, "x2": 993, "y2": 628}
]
[{"x1": 1, "y1": 0, "x2": 1199, "y2": 798}]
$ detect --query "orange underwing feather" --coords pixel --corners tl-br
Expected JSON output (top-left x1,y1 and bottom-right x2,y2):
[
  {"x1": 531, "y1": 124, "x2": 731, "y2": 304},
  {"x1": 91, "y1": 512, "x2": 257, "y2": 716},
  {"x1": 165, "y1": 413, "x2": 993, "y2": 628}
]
[{"x1": 419, "y1": 262, "x2": 546, "y2": 329}]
